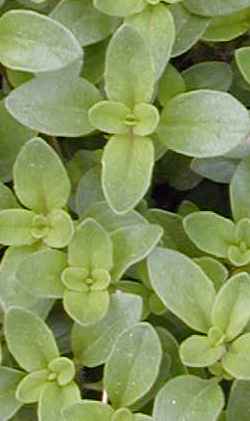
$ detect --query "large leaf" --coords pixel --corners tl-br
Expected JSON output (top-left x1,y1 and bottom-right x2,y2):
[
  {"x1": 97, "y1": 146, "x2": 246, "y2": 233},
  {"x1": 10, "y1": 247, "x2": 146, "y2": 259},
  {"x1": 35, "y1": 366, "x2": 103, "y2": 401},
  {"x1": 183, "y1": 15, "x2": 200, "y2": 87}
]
[
  {"x1": 72, "y1": 291, "x2": 142, "y2": 367},
  {"x1": 64, "y1": 401, "x2": 114, "y2": 421},
  {"x1": 104, "y1": 323, "x2": 162, "y2": 408},
  {"x1": 157, "y1": 90, "x2": 249, "y2": 158},
  {"x1": 0, "y1": 10, "x2": 82, "y2": 72},
  {"x1": 102, "y1": 134, "x2": 154, "y2": 214},
  {"x1": 105, "y1": 24, "x2": 155, "y2": 108},
  {"x1": 5, "y1": 307, "x2": 59, "y2": 372},
  {"x1": 153, "y1": 375, "x2": 224, "y2": 421},
  {"x1": 14, "y1": 138, "x2": 70, "y2": 213},
  {"x1": 148, "y1": 248, "x2": 216, "y2": 333},
  {"x1": 5, "y1": 74, "x2": 101, "y2": 137}
]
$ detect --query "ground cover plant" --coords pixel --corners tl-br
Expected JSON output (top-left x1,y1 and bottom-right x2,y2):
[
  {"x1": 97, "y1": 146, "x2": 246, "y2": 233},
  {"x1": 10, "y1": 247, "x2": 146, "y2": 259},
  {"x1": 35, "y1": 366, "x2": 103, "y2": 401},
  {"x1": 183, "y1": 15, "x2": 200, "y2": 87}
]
[{"x1": 2, "y1": 0, "x2": 250, "y2": 420}]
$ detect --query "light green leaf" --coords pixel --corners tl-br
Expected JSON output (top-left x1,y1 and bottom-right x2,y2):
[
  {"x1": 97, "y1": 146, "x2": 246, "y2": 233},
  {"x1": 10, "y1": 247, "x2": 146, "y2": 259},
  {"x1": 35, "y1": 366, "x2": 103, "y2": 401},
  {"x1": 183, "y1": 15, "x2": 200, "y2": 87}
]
[
  {"x1": 169, "y1": 3, "x2": 210, "y2": 57},
  {"x1": 64, "y1": 400, "x2": 114, "y2": 421},
  {"x1": 236, "y1": 47, "x2": 250, "y2": 85},
  {"x1": 133, "y1": 104, "x2": 159, "y2": 136},
  {"x1": 230, "y1": 156, "x2": 250, "y2": 221},
  {"x1": 148, "y1": 248, "x2": 216, "y2": 333},
  {"x1": 194, "y1": 257, "x2": 228, "y2": 292},
  {"x1": 17, "y1": 249, "x2": 66, "y2": 299},
  {"x1": 16, "y1": 370, "x2": 48, "y2": 403},
  {"x1": 112, "y1": 408, "x2": 133, "y2": 421},
  {"x1": 89, "y1": 101, "x2": 130, "y2": 134},
  {"x1": 68, "y1": 218, "x2": 113, "y2": 271},
  {"x1": 183, "y1": 62, "x2": 233, "y2": 92},
  {"x1": 105, "y1": 24, "x2": 155, "y2": 108},
  {"x1": 158, "y1": 64, "x2": 186, "y2": 106},
  {"x1": 38, "y1": 381, "x2": 80, "y2": 421},
  {"x1": 153, "y1": 375, "x2": 224, "y2": 421},
  {"x1": 51, "y1": 0, "x2": 120, "y2": 46},
  {"x1": 227, "y1": 380, "x2": 250, "y2": 421},
  {"x1": 5, "y1": 307, "x2": 59, "y2": 372},
  {"x1": 156, "y1": 327, "x2": 187, "y2": 378},
  {"x1": 0, "y1": 209, "x2": 35, "y2": 246},
  {"x1": 126, "y1": 4, "x2": 175, "y2": 79},
  {"x1": 75, "y1": 166, "x2": 104, "y2": 216},
  {"x1": 157, "y1": 90, "x2": 249, "y2": 158},
  {"x1": 183, "y1": 211, "x2": 235, "y2": 258},
  {"x1": 104, "y1": 322, "x2": 162, "y2": 409},
  {"x1": 94, "y1": 0, "x2": 145, "y2": 17},
  {"x1": 0, "y1": 367, "x2": 25, "y2": 421},
  {"x1": 63, "y1": 289, "x2": 110, "y2": 326},
  {"x1": 44, "y1": 209, "x2": 74, "y2": 249},
  {"x1": 134, "y1": 416, "x2": 152, "y2": 421},
  {"x1": 180, "y1": 335, "x2": 225, "y2": 367},
  {"x1": 0, "y1": 183, "x2": 19, "y2": 210},
  {"x1": 5, "y1": 74, "x2": 101, "y2": 137},
  {"x1": 72, "y1": 291, "x2": 143, "y2": 367},
  {"x1": 14, "y1": 138, "x2": 70, "y2": 214},
  {"x1": 102, "y1": 134, "x2": 154, "y2": 214},
  {"x1": 222, "y1": 333, "x2": 250, "y2": 380},
  {"x1": 0, "y1": 10, "x2": 82, "y2": 72},
  {"x1": 184, "y1": 0, "x2": 250, "y2": 17},
  {"x1": 202, "y1": 9, "x2": 250, "y2": 42},
  {"x1": 111, "y1": 223, "x2": 163, "y2": 282},
  {"x1": 212, "y1": 272, "x2": 250, "y2": 341}
]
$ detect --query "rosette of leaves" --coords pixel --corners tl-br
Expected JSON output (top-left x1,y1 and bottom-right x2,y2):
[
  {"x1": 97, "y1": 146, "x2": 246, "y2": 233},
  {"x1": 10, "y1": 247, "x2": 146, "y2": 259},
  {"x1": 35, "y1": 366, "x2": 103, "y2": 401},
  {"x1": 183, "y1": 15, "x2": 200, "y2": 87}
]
[
  {"x1": 3, "y1": 307, "x2": 81, "y2": 421},
  {"x1": 16, "y1": 217, "x2": 162, "y2": 325},
  {"x1": 183, "y1": 155, "x2": 250, "y2": 268},
  {"x1": 0, "y1": 137, "x2": 74, "y2": 249},
  {"x1": 148, "y1": 248, "x2": 250, "y2": 380}
]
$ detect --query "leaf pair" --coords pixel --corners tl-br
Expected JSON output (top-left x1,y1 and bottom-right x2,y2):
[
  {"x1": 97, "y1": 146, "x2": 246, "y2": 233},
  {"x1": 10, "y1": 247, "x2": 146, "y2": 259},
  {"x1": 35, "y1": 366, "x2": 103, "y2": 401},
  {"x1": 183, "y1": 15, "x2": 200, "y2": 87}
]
[
  {"x1": 148, "y1": 248, "x2": 250, "y2": 379},
  {"x1": 184, "y1": 155, "x2": 250, "y2": 267},
  {"x1": 17, "y1": 218, "x2": 162, "y2": 325},
  {"x1": 0, "y1": 138, "x2": 74, "y2": 249},
  {"x1": 4, "y1": 307, "x2": 80, "y2": 421}
]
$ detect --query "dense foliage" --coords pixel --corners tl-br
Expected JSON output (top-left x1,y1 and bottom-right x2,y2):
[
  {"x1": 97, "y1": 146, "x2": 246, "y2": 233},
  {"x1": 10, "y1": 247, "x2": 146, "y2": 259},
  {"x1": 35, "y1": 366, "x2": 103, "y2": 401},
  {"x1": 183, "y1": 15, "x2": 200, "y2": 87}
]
[{"x1": 1, "y1": 0, "x2": 250, "y2": 420}]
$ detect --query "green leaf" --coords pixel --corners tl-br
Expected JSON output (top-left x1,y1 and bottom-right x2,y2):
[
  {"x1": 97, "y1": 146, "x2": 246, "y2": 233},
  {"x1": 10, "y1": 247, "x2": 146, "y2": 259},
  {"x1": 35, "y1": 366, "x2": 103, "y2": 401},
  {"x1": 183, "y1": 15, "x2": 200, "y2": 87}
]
[
  {"x1": 227, "y1": 380, "x2": 250, "y2": 421},
  {"x1": 68, "y1": 218, "x2": 113, "y2": 271},
  {"x1": 63, "y1": 289, "x2": 110, "y2": 325},
  {"x1": 51, "y1": 0, "x2": 120, "y2": 46},
  {"x1": 0, "y1": 183, "x2": 19, "y2": 210},
  {"x1": 5, "y1": 74, "x2": 101, "y2": 137},
  {"x1": 64, "y1": 400, "x2": 114, "y2": 421},
  {"x1": 16, "y1": 370, "x2": 48, "y2": 403},
  {"x1": 222, "y1": 333, "x2": 250, "y2": 380},
  {"x1": 38, "y1": 381, "x2": 80, "y2": 421},
  {"x1": 105, "y1": 24, "x2": 155, "y2": 108},
  {"x1": 5, "y1": 307, "x2": 59, "y2": 372},
  {"x1": 202, "y1": 9, "x2": 250, "y2": 42},
  {"x1": 112, "y1": 408, "x2": 133, "y2": 421},
  {"x1": 153, "y1": 375, "x2": 224, "y2": 421},
  {"x1": 72, "y1": 291, "x2": 142, "y2": 367},
  {"x1": 180, "y1": 335, "x2": 225, "y2": 367},
  {"x1": 102, "y1": 134, "x2": 154, "y2": 214},
  {"x1": 184, "y1": 0, "x2": 250, "y2": 17},
  {"x1": 194, "y1": 257, "x2": 228, "y2": 292},
  {"x1": 212, "y1": 272, "x2": 250, "y2": 341},
  {"x1": 75, "y1": 166, "x2": 104, "y2": 216},
  {"x1": 0, "y1": 101, "x2": 34, "y2": 183},
  {"x1": 0, "y1": 209, "x2": 35, "y2": 246},
  {"x1": 44, "y1": 209, "x2": 74, "y2": 248},
  {"x1": 89, "y1": 101, "x2": 130, "y2": 134},
  {"x1": 132, "y1": 104, "x2": 159, "y2": 136},
  {"x1": 169, "y1": 3, "x2": 210, "y2": 57},
  {"x1": 14, "y1": 138, "x2": 70, "y2": 214},
  {"x1": 148, "y1": 248, "x2": 216, "y2": 333},
  {"x1": 158, "y1": 64, "x2": 186, "y2": 106},
  {"x1": 0, "y1": 367, "x2": 25, "y2": 421},
  {"x1": 0, "y1": 10, "x2": 82, "y2": 72},
  {"x1": 17, "y1": 249, "x2": 66, "y2": 299},
  {"x1": 126, "y1": 4, "x2": 175, "y2": 79},
  {"x1": 183, "y1": 211, "x2": 235, "y2": 258},
  {"x1": 94, "y1": 0, "x2": 145, "y2": 17},
  {"x1": 183, "y1": 62, "x2": 233, "y2": 92},
  {"x1": 111, "y1": 223, "x2": 163, "y2": 282},
  {"x1": 156, "y1": 327, "x2": 187, "y2": 378},
  {"x1": 230, "y1": 156, "x2": 250, "y2": 221},
  {"x1": 157, "y1": 90, "x2": 249, "y2": 157},
  {"x1": 236, "y1": 47, "x2": 250, "y2": 85},
  {"x1": 104, "y1": 322, "x2": 162, "y2": 409}
]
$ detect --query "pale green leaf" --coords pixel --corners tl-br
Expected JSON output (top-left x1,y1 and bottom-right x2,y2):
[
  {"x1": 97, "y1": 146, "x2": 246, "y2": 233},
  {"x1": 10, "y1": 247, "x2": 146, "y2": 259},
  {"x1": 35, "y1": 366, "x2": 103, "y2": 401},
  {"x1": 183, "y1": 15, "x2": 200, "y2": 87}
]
[
  {"x1": 230, "y1": 155, "x2": 250, "y2": 221},
  {"x1": 89, "y1": 101, "x2": 130, "y2": 134},
  {"x1": 0, "y1": 367, "x2": 24, "y2": 421},
  {"x1": 180, "y1": 335, "x2": 225, "y2": 367},
  {"x1": 222, "y1": 333, "x2": 250, "y2": 380},
  {"x1": 184, "y1": 0, "x2": 250, "y2": 17},
  {"x1": 64, "y1": 400, "x2": 114, "y2": 421},
  {"x1": 16, "y1": 370, "x2": 48, "y2": 403},
  {"x1": 158, "y1": 64, "x2": 186, "y2": 106},
  {"x1": 202, "y1": 9, "x2": 250, "y2": 42},
  {"x1": 183, "y1": 61, "x2": 233, "y2": 92},
  {"x1": 94, "y1": 0, "x2": 145, "y2": 17},
  {"x1": 227, "y1": 380, "x2": 250, "y2": 421},
  {"x1": 0, "y1": 183, "x2": 19, "y2": 210},
  {"x1": 0, "y1": 209, "x2": 35, "y2": 246}
]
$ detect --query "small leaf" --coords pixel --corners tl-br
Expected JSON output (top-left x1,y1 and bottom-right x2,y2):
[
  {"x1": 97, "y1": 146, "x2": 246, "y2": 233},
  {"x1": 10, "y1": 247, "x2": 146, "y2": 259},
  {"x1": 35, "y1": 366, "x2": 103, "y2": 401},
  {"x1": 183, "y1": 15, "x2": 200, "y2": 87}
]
[
  {"x1": 157, "y1": 90, "x2": 249, "y2": 158},
  {"x1": 104, "y1": 322, "x2": 162, "y2": 408},
  {"x1": 5, "y1": 307, "x2": 59, "y2": 372},
  {"x1": 0, "y1": 183, "x2": 19, "y2": 211},
  {"x1": 183, "y1": 61, "x2": 233, "y2": 92},
  {"x1": 16, "y1": 370, "x2": 48, "y2": 403},
  {"x1": 133, "y1": 104, "x2": 159, "y2": 136},
  {"x1": 230, "y1": 156, "x2": 250, "y2": 221},
  {"x1": 105, "y1": 24, "x2": 155, "y2": 108},
  {"x1": 0, "y1": 10, "x2": 82, "y2": 72},
  {"x1": 0, "y1": 209, "x2": 35, "y2": 246},
  {"x1": 0, "y1": 367, "x2": 24, "y2": 421},
  {"x1": 89, "y1": 101, "x2": 130, "y2": 134},
  {"x1": 64, "y1": 400, "x2": 114, "y2": 421},
  {"x1": 153, "y1": 375, "x2": 224, "y2": 421},
  {"x1": 148, "y1": 248, "x2": 216, "y2": 333},
  {"x1": 184, "y1": 0, "x2": 250, "y2": 17},
  {"x1": 212, "y1": 272, "x2": 250, "y2": 341},
  {"x1": 158, "y1": 64, "x2": 186, "y2": 106},
  {"x1": 180, "y1": 335, "x2": 225, "y2": 367},
  {"x1": 102, "y1": 134, "x2": 154, "y2": 214},
  {"x1": 45, "y1": 209, "x2": 74, "y2": 249},
  {"x1": 94, "y1": 0, "x2": 145, "y2": 17},
  {"x1": 14, "y1": 138, "x2": 71, "y2": 214},
  {"x1": 222, "y1": 333, "x2": 250, "y2": 380},
  {"x1": 183, "y1": 211, "x2": 235, "y2": 258},
  {"x1": 194, "y1": 257, "x2": 228, "y2": 292}
]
